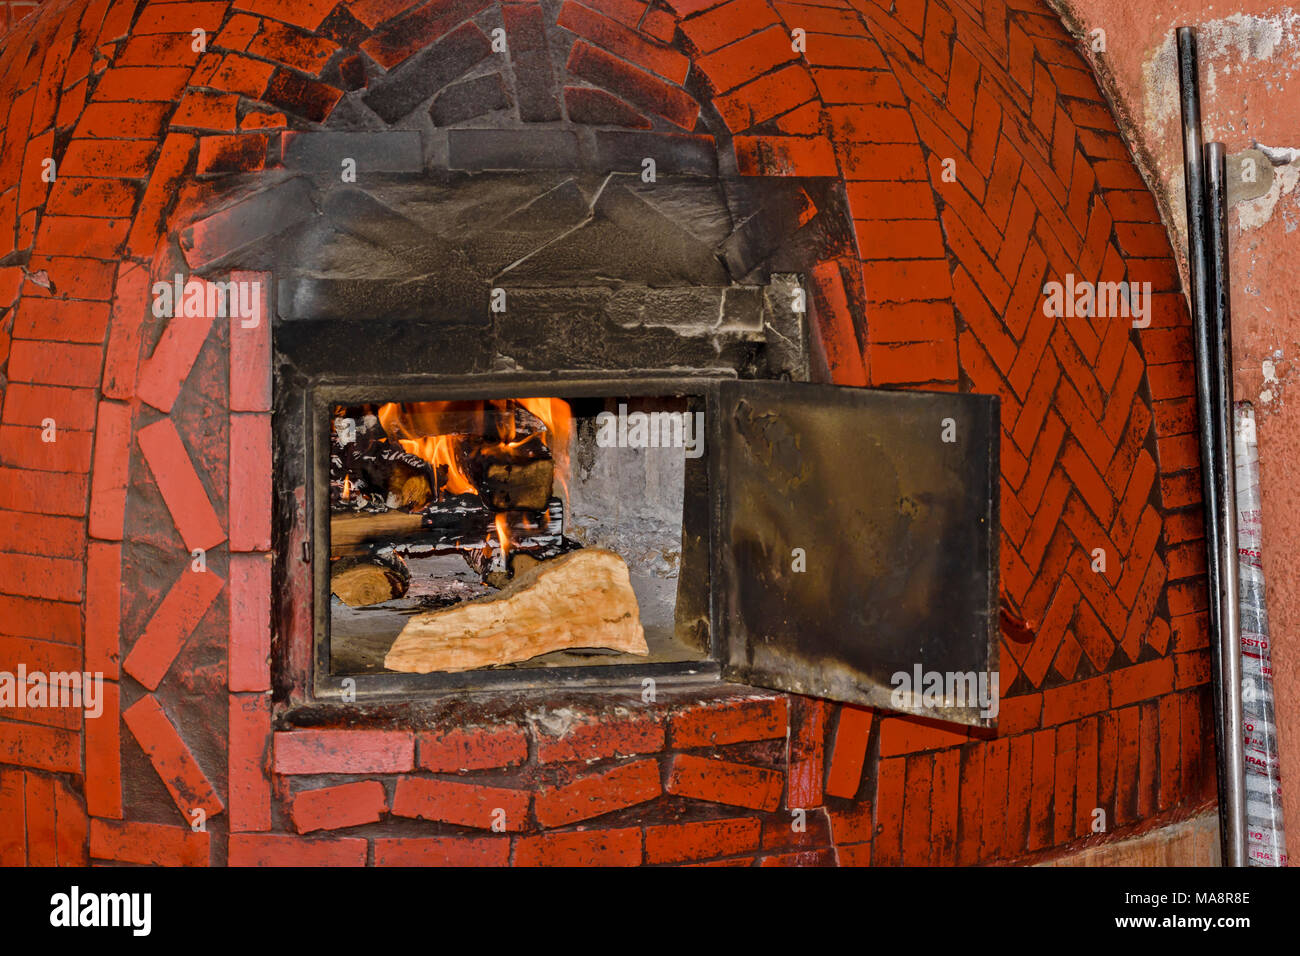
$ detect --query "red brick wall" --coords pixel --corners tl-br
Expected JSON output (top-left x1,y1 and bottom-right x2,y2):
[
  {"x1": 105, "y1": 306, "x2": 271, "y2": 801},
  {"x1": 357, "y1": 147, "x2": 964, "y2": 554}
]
[{"x1": 0, "y1": 0, "x2": 1214, "y2": 866}]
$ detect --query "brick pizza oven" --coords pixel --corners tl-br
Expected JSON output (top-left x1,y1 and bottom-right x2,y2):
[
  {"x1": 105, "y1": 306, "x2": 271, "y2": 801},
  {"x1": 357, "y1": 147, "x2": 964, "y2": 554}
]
[{"x1": 0, "y1": 0, "x2": 1215, "y2": 866}]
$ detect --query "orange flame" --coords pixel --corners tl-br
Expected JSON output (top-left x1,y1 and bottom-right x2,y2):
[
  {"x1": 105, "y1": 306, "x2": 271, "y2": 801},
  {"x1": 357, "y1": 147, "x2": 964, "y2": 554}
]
[
  {"x1": 494, "y1": 512, "x2": 512, "y2": 558},
  {"x1": 375, "y1": 398, "x2": 572, "y2": 507},
  {"x1": 341, "y1": 474, "x2": 351, "y2": 500}
]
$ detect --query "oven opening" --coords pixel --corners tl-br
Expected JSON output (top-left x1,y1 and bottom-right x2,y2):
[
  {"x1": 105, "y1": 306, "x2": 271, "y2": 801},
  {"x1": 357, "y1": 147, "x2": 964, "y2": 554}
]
[{"x1": 326, "y1": 393, "x2": 711, "y2": 677}]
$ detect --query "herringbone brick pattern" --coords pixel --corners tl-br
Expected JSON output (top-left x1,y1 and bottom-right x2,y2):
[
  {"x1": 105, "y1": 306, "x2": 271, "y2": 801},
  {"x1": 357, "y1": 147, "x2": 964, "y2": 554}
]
[{"x1": 0, "y1": 0, "x2": 1212, "y2": 866}]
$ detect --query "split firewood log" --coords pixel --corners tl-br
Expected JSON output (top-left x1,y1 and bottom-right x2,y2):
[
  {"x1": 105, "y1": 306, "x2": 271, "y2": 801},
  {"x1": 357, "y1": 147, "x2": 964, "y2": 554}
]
[
  {"x1": 384, "y1": 549, "x2": 648, "y2": 672},
  {"x1": 330, "y1": 554, "x2": 411, "y2": 607}
]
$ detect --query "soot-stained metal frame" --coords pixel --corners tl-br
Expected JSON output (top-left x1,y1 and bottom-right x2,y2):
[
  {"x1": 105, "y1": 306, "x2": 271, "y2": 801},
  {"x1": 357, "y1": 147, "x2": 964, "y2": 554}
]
[{"x1": 301, "y1": 371, "x2": 726, "y2": 702}]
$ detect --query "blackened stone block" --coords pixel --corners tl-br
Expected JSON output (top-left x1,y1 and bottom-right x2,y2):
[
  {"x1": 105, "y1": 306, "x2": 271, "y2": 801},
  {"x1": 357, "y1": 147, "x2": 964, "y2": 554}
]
[
  {"x1": 593, "y1": 130, "x2": 717, "y2": 177},
  {"x1": 338, "y1": 54, "x2": 367, "y2": 91},
  {"x1": 564, "y1": 86, "x2": 650, "y2": 129},
  {"x1": 501, "y1": 182, "x2": 728, "y2": 286},
  {"x1": 607, "y1": 285, "x2": 724, "y2": 330},
  {"x1": 281, "y1": 131, "x2": 423, "y2": 173},
  {"x1": 276, "y1": 277, "x2": 486, "y2": 325},
  {"x1": 263, "y1": 69, "x2": 344, "y2": 123},
  {"x1": 447, "y1": 128, "x2": 580, "y2": 170},
  {"x1": 431, "y1": 73, "x2": 510, "y2": 126},
  {"x1": 363, "y1": 22, "x2": 493, "y2": 123},
  {"x1": 511, "y1": 50, "x2": 562, "y2": 122}
]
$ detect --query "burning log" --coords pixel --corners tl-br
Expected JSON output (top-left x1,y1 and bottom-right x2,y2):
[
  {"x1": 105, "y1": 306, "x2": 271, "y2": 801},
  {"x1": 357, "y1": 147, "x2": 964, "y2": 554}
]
[
  {"x1": 384, "y1": 549, "x2": 648, "y2": 673},
  {"x1": 330, "y1": 497, "x2": 564, "y2": 556},
  {"x1": 478, "y1": 456, "x2": 554, "y2": 511},
  {"x1": 330, "y1": 554, "x2": 411, "y2": 607}
]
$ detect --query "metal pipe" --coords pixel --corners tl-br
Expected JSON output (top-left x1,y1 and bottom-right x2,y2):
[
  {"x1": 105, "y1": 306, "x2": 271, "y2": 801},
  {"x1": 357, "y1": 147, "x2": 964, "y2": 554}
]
[
  {"x1": 1206, "y1": 142, "x2": 1248, "y2": 865},
  {"x1": 1176, "y1": 26, "x2": 1234, "y2": 864}
]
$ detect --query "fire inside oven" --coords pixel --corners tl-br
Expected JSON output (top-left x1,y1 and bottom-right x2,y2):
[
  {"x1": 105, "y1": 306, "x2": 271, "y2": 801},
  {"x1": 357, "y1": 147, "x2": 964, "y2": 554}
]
[{"x1": 327, "y1": 394, "x2": 710, "y2": 675}]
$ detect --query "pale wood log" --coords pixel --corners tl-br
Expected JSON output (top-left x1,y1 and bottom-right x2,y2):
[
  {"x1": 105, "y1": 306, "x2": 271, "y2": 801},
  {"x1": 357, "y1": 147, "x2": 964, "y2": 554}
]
[{"x1": 384, "y1": 549, "x2": 648, "y2": 673}]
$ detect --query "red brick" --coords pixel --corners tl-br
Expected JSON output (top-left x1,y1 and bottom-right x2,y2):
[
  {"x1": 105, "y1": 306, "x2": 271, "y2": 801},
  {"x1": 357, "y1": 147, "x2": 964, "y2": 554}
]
[
  {"x1": 229, "y1": 833, "x2": 368, "y2": 866},
  {"x1": 513, "y1": 827, "x2": 641, "y2": 866},
  {"x1": 115, "y1": 32, "x2": 206, "y2": 67},
  {"x1": 805, "y1": 34, "x2": 888, "y2": 69},
  {"x1": 229, "y1": 553, "x2": 271, "y2": 692},
  {"x1": 75, "y1": 101, "x2": 171, "y2": 139},
  {"x1": 814, "y1": 68, "x2": 904, "y2": 105},
  {"x1": 229, "y1": 693, "x2": 271, "y2": 832},
  {"x1": 1109, "y1": 657, "x2": 1175, "y2": 708},
  {"x1": 697, "y1": 25, "x2": 797, "y2": 94},
  {"x1": 128, "y1": 134, "x2": 197, "y2": 257},
  {"x1": 136, "y1": 417, "x2": 228, "y2": 553},
  {"x1": 19, "y1": 773, "x2": 54, "y2": 867},
  {"x1": 391, "y1": 776, "x2": 530, "y2": 830},
  {"x1": 0, "y1": 719, "x2": 80, "y2": 773},
  {"x1": 1073, "y1": 715, "x2": 1099, "y2": 837},
  {"x1": 0, "y1": 424, "x2": 93, "y2": 473},
  {"x1": 6, "y1": 340, "x2": 102, "y2": 389},
  {"x1": 1052, "y1": 720, "x2": 1075, "y2": 844},
  {"x1": 87, "y1": 401, "x2": 131, "y2": 541},
  {"x1": 274, "y1": 729, "x2": 414, "y2": 774},
  {"x1": 229, "y1": 413, "x2": 271, "y2": 552},
  {"x1": 879, "y1": 714, "x2": 972, "y2": 756},
  {"x1": 204, "y1": 54, "x2": 278, "y2": 99},
  {"x1": 136, "y1": 304, "x2": 217, "y2": 414},
  {"x1": 670, "y1": 695, "x2": 786, "y2": 748},
  {"x1": 856, "y1": 218, "x2": 946, "y2": 259},
  {"x1": 0, "y1": 510, "x2": 85, "y2": 560},
  {"x1": 196, "y1": 132, "x2": 268, "y2": 175},
  {"x1": 122, "y1": 694, "x2": 224, "y2": 818},
  {"x1": 60, "y1": 138, "x2": 155, "y2": 178},
  {"x1": 872, "y1": 755, "x2": 905, "y2": 865},
  {"x1": 566, "y1": 41, "x2": 698, "y2": 130},
  {"x1": 90, "y1": 65, "x2": 190, "y2": 102},
  {"x1": 89, "y1": 818, "x2": 208, "y2": 866},
  {"x1": 734, "y1": 134, "x2": 838, "y2": 176},
  {"x1": 84, "y1": 541, "x2": 120, "y2": 678},
  {"x1": 786, "y1": 697, "x2": 826, "y2": 809},
  {"x1": 0, "y1": 466, "x2": 86, "y2": 517},
  {"x1": 644, "y1": 817, "x2": 761, "y2": 864},
  {"x1": 1115, "y1": 705, "x2": 1139, "y2": 826},
  {"x1": 869, "y1": 338, "x2": 958, "y2": 384},
  {"x1": 374, "y1": 836, "x2": 510, "y2": 866},
  {"x1": 534, "y1": 711, "x2": 664, "y2": 763},
  {"x1": 666, "y1": 753, "x2": 783, "y2": 811},
  {"x1": 712, "y1": 64, "x2": 817, "y2": 132},
  {"x1": 229, "y1": 272, "x2": 271, "y2": 411},
  {"x1": 418, "y1": 725, "x2": 529, "y2": 772},
  {"x1": 54, "y1": 779, "x2": 88, "y2": 866},
  {"x1": 103, "y1": 262, "x2": 150, "y2": 399},
  {"x1": 247, "y1": 19, "x2": 340, "y2": 76},
  {"x1": 901, "y1": 753, "x2": 933, "y2": 864},
  {"x1": 1041, "y1": 672, "x2": 1108, "y2": 725},
  {"x1": 0, "y1": 552, "x2": 83, "y2": 602},
  {"x1": 810, "y1": 260, "x2": 867, "y2": 387},
  {"x1": 12, "y1": 298, "x2": 109, "y2": 345},
  {"x1": 679, "y1": 0, "x2": 778, "y2": 52},
  {"x1": 536, "y1": 759, "x2": 661, "y2": 827},
  {"x1": 292, "y1": 780, "x2": 388, "y2": 833},
  {"x1": 3, "y1": 382, "x2": 97, "y2": 431},
  {"x1": 0, "y1": 772, "x2": 24, "y2": 864},
  {"x1": 123, "y1": 568, "x2": 224, "y2": 690},
  {"x1": 824, "y1": 704, "x2": 871, "y2": 798}
]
